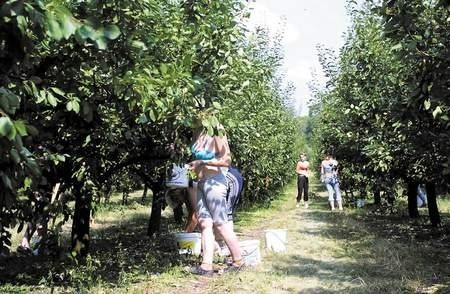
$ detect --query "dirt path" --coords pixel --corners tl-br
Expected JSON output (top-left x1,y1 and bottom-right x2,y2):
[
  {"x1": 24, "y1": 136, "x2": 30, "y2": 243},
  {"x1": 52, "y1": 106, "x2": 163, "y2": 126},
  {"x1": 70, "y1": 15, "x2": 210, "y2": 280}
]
[
  {"x1": 166, "y1": 181, "x2": 361, "y2": 293},
  {"x1": 213, "y1": 183, "x2": 364, "y2": 293},
  {"x1": 167, "y1": 180, "x2": 449, "y2": 294}
]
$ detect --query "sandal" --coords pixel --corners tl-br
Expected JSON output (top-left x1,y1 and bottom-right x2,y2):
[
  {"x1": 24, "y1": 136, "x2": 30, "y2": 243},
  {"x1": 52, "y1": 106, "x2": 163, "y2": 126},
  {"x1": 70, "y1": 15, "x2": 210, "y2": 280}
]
[
  {"x1": 224, "y1": 259, "x2": 246, "y2": 273},
  {"x1": 187, "y1": 265, "x2": 214, "y2": 277}
]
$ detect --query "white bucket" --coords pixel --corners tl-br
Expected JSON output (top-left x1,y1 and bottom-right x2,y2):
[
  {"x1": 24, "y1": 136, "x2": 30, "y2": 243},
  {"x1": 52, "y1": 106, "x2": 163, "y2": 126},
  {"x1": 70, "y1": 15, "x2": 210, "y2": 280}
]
[
  {"x1": 166, "y1": 164, "x2": 189, "y2": 188},
  {"x1": 239, "y1": 240, "x2": 261, "y2": 266},
  {"x1": 175, "y1": 232, "x2": 201, "y2": 255},
  {"x1": 265, "y1": 229, "x2": 287, "y2": 253}
]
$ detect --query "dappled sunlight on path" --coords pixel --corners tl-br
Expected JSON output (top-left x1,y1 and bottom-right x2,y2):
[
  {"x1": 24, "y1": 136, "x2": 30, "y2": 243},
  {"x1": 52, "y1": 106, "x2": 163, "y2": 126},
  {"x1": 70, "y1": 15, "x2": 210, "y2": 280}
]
[{"x1": 258, "y1": 186, "x2": 366, "y2": 293}]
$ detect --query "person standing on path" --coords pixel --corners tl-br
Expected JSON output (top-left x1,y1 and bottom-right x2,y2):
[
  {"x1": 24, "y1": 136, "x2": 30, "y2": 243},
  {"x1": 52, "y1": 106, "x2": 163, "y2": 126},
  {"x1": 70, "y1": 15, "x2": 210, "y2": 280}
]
[
  {"x1": 295, "y1": 153, "x2": 310, "y2": 208},
  {"x1": 321, "y1": 154, "x2": 343, "y2": 211},
  {"x1": 187, "y1": 124, "x2": 243, "y2": 276}
]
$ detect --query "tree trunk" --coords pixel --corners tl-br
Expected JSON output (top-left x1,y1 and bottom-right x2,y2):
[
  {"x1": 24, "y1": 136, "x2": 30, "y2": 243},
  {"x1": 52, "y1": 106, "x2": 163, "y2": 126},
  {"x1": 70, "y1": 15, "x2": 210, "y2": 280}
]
[
  {"x1": 122, "y1": 191, "x2": 128, "y2": 206},
  {"x1": 71, "y1": 186, "x2": 91, "y2": 257},
  {"x1": 141, "y1": 184, "x2": 148, "y2": 203},
  {"x1": 387, "y1": 188, "x2": 395, "y2": 205},
  {"x1": 147, "y1": 189, "x2": 163, "y2": 237},
  {"x1": 373, "y1": 186, "x2": 381, "y2": 205},
  {"x1": 407, "y1": 181, "x2": 419, "y2": 218},
  {"x1": 426, "y1": 182, "x2": 441, "y2": 227}
]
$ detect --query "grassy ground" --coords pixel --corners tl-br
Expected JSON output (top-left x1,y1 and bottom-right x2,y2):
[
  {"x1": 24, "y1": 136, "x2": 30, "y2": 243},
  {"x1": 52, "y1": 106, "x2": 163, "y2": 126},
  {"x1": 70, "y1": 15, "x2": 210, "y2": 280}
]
[{"x1": 1, "y1": 180, "x2": 449, "y2": 293}]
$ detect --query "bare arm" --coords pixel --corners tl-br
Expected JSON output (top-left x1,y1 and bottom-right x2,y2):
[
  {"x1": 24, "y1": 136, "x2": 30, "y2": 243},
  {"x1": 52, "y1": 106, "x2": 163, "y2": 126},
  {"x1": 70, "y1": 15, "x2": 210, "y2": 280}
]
[{"x1": 208, "y1": 135, "x2": 231, "y2": 167}]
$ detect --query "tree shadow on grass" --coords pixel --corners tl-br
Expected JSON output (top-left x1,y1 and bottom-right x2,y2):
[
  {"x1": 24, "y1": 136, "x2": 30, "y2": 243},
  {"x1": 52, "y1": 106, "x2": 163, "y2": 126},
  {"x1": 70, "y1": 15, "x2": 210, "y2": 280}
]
[
  {"x1": 268, "y1": 254, "x2": 386, "y2": 292},
  {"x1": 306, "y1": 193, "x2": 450, "y2": 246},
  {"x1": 284, "y1": 194, "x2": 450, "y2": 293},
  {"x1": 0, "y1": 208, "x2": 195, "y2": 291}
]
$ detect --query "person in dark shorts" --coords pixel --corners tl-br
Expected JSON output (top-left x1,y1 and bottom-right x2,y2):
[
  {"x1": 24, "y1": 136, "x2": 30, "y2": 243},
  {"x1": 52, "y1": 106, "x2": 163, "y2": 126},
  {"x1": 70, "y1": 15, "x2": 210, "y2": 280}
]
[{"x1": 225, "y1": 167, "x2": 243, "y2": 222}]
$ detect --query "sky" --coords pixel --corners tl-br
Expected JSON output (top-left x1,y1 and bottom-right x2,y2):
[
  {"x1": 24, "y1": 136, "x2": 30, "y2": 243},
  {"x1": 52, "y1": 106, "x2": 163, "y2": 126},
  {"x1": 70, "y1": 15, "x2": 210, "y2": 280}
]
[{"x1": 247, "y1": 1, "x2": 353, "y2": 116}]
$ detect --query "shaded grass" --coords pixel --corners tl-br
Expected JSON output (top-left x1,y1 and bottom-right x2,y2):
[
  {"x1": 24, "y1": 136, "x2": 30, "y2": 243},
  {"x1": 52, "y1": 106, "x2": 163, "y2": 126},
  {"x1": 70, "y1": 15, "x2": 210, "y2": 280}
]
[{"x1": 0, "y1": 191, "x2": 198, "y2": 293}]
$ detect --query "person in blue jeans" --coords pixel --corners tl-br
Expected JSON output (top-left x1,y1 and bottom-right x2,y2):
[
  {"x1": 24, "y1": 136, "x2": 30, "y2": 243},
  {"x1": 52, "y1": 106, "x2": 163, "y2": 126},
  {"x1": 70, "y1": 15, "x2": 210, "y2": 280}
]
[
  {"x1": 321, "y1": 154, "x2": 343, "y2": 211},
  {"x1": 417, "y1": 184, "x2": 427, "y2": 207}
]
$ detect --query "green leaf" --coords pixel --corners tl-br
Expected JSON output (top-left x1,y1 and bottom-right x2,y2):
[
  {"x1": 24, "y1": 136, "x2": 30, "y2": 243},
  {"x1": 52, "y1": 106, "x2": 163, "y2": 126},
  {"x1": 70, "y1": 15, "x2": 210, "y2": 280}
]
[
  {"x1": 50, "y1": 87, "x2": 65, "y2": 96},
  {"x1": 160, "y1": 64, "x2": 168, "y2": 75},
  {"x1": 432, "y1": 106, "x2": 442, "y2": 118},
  {"x1": 37, "y1": 89, "x2": 46, "y2": 103},
  {"x1": 391, "y1": 43, "x2": 402, "y2": 51},
  {"x1": 24, "y1": 177, "x2": 32, "y2": 190},
  {"x1": 46, "y1": 92, "x2": 58, "y2": 107},
  {"x1": 56, "y1": 154, "x2": 66, "y2": 162},
  {"x1": 0, "y1": 117, "x2": 14, "y2": 137},
  {"x1": 212, "y1": 101, "x2": 222, "y2": 109},
  {"x1": 95, "y1": 37, "x2": 108, "y2": 50},
  {"x1": 46, "y1": 14, "x2": 63, "y2": 40},
  {"x1": 14, "y1": 120, "x2": 27, "y2": 136},
  {"x1": 0, "y1": 88, "x2": 20, "y2": 114},
  {"x1": 210, "y1": 115, "x2": 219, "y2": 127},
  {"x1": 78, "y1": 24, "x2": 95, "y2": 39},
  {"x1": 83, "y1": 135, "x2": 91, "y2": 147},
  {"x1": 73, "y1": 100, "x2": 80, "y2": 113},
  {"x1": 26, "y1": 125, "x2": 39, "y2": 137},
  {"x1": 16, "y1": 15, "x2": 28, "y2": 34},
  {"x1": 60, "y1": 14, "x2": 78, "y2": 39},
  {"x1": 7, "y1": 125, "x2": 17, "y2": 140},
  {"x1": 206, "y1": 125, "x2": 214, "y2": 136},
  {"x1": 1, "y1": 173, "x2": 13, "y2": 190},
  {"x1": 104, "y1": 25, "x2": 121, "y2": 40},
  {"x1": 424, "y1": 99, "x2": 431, "y2": 110},
  {"x1": 131, "y1": 40, "x2": 147, "y2": 50},
  {"x1": 137, "y1": 114, "x2": 148, "y2": 124},
  {"x1": 67, "y1": 100, "x2": 80, "y2": 113},
  {"x1": 24, "y1": 156, "x2": 41, "y2": 177},
  {"x1": 10, "y1": 149, "x2": 20, "y2": 164},
  {"x1": 149, "y1": 109, "x2": 156, "y2": 121}
]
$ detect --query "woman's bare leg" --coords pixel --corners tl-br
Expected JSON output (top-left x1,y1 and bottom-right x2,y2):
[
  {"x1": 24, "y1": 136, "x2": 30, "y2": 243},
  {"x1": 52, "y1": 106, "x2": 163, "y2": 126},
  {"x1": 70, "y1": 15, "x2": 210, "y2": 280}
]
[
  {"x1": 185, "y1": 185, "x2": 198, "y2": 232},
  {"x1": 214, "y1": 222, "x2": 242, "y2": 264},
  {"x1": 198, "y1": 218, "x2": 214, "y2": 270}
]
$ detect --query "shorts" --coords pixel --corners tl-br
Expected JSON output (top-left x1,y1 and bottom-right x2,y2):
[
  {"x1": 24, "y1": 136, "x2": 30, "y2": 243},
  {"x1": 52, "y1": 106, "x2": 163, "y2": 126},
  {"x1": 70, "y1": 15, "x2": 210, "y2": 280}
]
[
  {"x1": 196, "y1": 173, "x2": 228, "y2": 225},
  {"x1": 226, "y1": 167, "x2": 243, "y2": 221}
]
